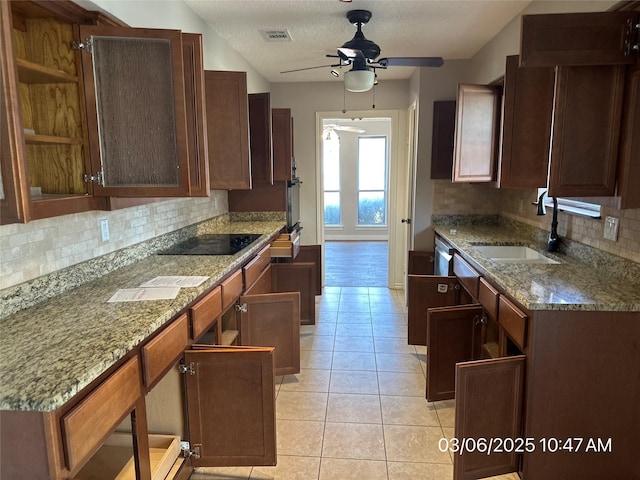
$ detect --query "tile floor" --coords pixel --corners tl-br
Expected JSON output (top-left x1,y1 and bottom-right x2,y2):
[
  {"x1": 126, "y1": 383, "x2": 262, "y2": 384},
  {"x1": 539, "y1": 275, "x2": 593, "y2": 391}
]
[
  {"x1": 193, "y1": 242, "x2": 519, "y2": 479},
  {"x1": 324, "y1": 241, "x2": 388, "y2": 287}
]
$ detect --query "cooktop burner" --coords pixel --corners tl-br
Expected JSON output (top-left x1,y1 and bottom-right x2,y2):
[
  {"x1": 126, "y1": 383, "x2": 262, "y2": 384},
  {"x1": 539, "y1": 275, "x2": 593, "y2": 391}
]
[{"x1": 159, "y1": 234, "x2": 262, "y2": 256}]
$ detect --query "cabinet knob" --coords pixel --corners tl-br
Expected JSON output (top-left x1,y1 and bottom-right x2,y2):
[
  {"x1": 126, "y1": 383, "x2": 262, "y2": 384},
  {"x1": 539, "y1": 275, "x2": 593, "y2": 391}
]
[
  {"x1": 236, "y1": 303, "x2": 248, "y2": 313},
  {"x1": 475, "y1": 315, "x2": 487, "y2": 326}
]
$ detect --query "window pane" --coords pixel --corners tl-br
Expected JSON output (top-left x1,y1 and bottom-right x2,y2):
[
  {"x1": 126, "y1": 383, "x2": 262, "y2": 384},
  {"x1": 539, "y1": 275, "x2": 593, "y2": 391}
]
[
  {"x1": 324, "y1": 191, "x2": 341, "y2": 225},
  {"x1": 358, "y1": 191, "x2": 385, "y2": 225},
  {"x1": 323, "y1": 138, "x2": 340, "y2": 191},
  {"x1": 358, "y1": 137, "x2": 386, "y2": 190}
]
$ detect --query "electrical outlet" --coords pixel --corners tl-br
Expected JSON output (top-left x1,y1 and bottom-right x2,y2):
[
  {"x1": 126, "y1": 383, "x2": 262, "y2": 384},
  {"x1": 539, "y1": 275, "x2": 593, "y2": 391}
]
[
  {"x1": 100, "y1": 219, "x2": 110, "y2": 241},
  {"x1": 603, "y1": 216, "x2": 619, "y2": 241}
]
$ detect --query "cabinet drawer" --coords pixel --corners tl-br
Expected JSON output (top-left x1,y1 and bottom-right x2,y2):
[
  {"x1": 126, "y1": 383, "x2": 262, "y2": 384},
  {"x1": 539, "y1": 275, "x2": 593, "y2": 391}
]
[
  {"x1": 221, "y1": 269, "x2": 243, "y2": 311},
  {"x1": 453, "y1": 254, "x2": 480, "y2": 299},
  {"x1": 142, "y1": 314, "x2": 190, "y2": 387},
  {"x1": 498, "y1": 296, "x2": 528, "y2": 350},
  {"x1": 243, "y1": 244, "x2": 271, "y2": 291},
  {"x1": 62, "y1": 356, "x2": 142, "y2": 474},
  {"x1": 76, "y1": 433, "x2": 180, "y2": 480},
  {"x1": 478, "y1": 278, "x2": 499, "y2": 320},
  {"x1": 245, "y1": 263, "x2": 272, "y2": 295},
  {"x1": 190, "y1": 286, "x2": 222, "y2": 341},
  {"x1": 270, "y1": 232, "x2": 300, "y2": 258}
]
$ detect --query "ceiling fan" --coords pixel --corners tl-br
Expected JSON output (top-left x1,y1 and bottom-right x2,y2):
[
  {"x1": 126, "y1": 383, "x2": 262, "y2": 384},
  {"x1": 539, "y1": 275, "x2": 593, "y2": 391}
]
[
  {"x1": 281, "y1": 9, "x2": 444, "y2": 92},
  {"x1": 323, "y1": 123, "x2": 366, "y2": 140}
]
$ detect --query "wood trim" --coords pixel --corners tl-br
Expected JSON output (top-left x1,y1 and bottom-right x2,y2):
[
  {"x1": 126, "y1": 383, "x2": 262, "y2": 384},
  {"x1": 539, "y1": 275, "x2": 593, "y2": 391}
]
[
  {"x1": 0, "y1": 0, "x2": 30, "y2": 224},
  {"x1": 182, "y1": 33, "x2": 210, "y2": 197}
]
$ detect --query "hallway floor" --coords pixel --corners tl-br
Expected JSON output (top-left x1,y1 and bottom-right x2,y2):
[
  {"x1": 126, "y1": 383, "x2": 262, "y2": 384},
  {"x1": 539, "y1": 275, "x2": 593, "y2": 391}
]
[{"x1": 192, "y1": 243, "x2": 519, "y2": 480}]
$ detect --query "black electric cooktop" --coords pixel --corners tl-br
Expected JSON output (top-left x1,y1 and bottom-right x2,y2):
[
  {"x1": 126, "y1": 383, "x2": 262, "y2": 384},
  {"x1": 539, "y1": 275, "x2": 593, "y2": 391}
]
[{"x1": 159, "y1": 234, "x2": 262, "y2": 256}]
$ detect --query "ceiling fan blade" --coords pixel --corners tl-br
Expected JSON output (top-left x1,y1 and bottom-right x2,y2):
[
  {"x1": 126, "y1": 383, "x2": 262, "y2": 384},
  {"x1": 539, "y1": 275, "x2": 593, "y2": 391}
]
[
  {"x1": 333, "y1": 126, "x2": 366, "y2": 133},
  {"x1": 280, "y1": 63, "x2": 339, "y2": 74},
  {"x1": 337, "y1": 47, "x2": 365, "y2": 60},
  {"x1": 377, "y1": 57, "x2": 444, "y2": 68}
]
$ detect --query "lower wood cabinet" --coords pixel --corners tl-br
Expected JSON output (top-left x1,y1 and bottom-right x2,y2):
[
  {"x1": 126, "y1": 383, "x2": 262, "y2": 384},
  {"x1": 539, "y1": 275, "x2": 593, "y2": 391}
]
[
  {"x1": 426, "y1": 304, "x2": 483, "y2": 401},
  {"x1": 239, "y1": 292, "x2": 300, "y2": 376},
  {"x1": 183, "y1": 346, "x2": 277, "y2": 467},
  {"x1": 453, "y1": 356, "x2": 525, "y2": 480}
]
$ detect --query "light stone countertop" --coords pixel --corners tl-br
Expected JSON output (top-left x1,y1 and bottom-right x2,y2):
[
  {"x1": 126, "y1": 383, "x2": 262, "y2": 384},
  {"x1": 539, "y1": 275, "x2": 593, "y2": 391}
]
[
  {"x1": 0, "y1": 219, "x2": 285, "y2": 412},
  {"x1": 434, "y1": 220, "x2": 640, "y2": 312}
]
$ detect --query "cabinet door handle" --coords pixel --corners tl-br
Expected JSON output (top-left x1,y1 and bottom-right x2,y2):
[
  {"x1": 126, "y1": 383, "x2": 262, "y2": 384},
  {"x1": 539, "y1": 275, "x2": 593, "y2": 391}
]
[
  {"x1": 235, "y1": 303, "x2": 248, "y2": 313},
  {"x1": 475, "y1": 315, "x2": 487, "y2": 326}
]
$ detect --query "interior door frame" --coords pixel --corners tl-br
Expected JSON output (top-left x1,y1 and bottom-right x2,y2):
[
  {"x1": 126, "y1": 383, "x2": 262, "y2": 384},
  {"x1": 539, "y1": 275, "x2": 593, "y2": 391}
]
[{"x1": 315, "y1": 109, "x2": 404, "y2": 290}]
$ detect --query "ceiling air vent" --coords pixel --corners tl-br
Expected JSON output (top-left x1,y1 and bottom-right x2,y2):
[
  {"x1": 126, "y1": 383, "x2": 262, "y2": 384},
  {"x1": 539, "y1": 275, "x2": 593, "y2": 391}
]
[{"x1": 260, "y1": 29, "x2": 292, "y2": 42}]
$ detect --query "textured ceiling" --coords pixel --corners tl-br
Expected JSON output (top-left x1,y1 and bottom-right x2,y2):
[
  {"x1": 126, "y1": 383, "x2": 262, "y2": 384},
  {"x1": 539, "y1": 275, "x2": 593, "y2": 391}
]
[{"x1": 183, "y1": 0, "x2": 531, "y2": 84}]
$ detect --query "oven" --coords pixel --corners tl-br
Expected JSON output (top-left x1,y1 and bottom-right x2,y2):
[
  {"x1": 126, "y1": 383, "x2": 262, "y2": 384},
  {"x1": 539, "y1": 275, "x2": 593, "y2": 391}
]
[{"x1": 286, "y1": 177, "x2": 302, "y2": 233}]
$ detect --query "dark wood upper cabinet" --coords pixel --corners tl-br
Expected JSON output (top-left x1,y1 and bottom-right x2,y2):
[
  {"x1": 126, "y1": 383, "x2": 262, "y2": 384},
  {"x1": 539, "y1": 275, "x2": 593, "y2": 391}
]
[
  {"x1": 453, "y1": 356, "x2": 525, "y2": 480},
  {"x1": 426, "y1": 304, "x2": 483, "y2": 402},
  {"x1": 499, "y1": 55, "x2": 555, "y2": 189},
  {"x1": 204, "y1": 70, "x2": 251, "y2": 190},
  {"x1": 452, "y1": 84, "x2": 501, "y2": 183},
  {"x1": 248, "y1": 93, "x2": 274, "y2": 186},
  {"x1": 616, "y1": 57, "x2": 640, "y2": 209},
  {"x1": 184, "y1": 346, "x2": 277, "y2": 468},
  {"x1": 520, "y1": 11, "x2": 639, "y2": 67},
  {"x1": 79, "y1": 25, "x2": 191, "y2": 197},
  {"x1": 430, "y1": 100, "x2": 456, "y2": 180},
  {"x1": 272, "y1": 108, "x2": 293, "y2": 182},
  {"x1": 181, "y1": 33, "x2": 209, "y2": 197},
  {"x1": 548, "y1": 64, "x2": 626, "y2": 197},
  {"x1": 0, "y1": 0, "x2": 29, "y2": 224}
]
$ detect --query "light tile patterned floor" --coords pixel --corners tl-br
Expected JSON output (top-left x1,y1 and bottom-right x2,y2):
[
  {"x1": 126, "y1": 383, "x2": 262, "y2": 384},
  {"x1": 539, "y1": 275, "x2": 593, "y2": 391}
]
[{"x1": 192, "y1": 242, "x2": 520, "y2": 480}]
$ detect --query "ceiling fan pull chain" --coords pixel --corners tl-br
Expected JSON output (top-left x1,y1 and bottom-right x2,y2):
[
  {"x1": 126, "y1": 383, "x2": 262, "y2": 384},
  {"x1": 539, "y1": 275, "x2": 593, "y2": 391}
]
[
  {"x1": 342, "y1": 83, "x2": 347, "y2": 113},
  {"x1": 372, "y1": 83, "x2": 376, "y2": 109}
]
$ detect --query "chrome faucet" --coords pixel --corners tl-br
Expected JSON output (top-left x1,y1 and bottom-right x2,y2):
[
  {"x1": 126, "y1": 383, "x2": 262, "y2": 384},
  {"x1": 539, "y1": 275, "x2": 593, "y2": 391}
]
[{"x1": 536, "y1": 190, "x2": 560, "y2": 252}]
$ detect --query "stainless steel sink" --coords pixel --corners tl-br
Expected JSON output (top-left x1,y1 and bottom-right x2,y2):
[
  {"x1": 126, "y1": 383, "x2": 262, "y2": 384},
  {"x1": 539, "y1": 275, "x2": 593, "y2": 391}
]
[{"x1": 472, "y1": 245, "x2": 560, "y2": 264}]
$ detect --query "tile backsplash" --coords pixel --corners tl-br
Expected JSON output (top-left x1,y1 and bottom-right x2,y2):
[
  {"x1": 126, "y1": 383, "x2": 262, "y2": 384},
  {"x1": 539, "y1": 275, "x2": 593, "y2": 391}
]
[
  {"x1": 0, "y1": 193, "x2": 228, "y2": 290},
  {"x1": 432, "y1": 181, "x2": 640, "y2": 264}
]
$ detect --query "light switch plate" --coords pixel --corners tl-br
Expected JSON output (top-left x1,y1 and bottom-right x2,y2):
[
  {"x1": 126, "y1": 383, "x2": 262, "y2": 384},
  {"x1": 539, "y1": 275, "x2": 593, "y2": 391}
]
[
  {"x1": 100, "y1": 219, "x2": 110, "y2": 241},
  {"x1": 603, "y1": 216, "x2": 619, "y2": 241}
]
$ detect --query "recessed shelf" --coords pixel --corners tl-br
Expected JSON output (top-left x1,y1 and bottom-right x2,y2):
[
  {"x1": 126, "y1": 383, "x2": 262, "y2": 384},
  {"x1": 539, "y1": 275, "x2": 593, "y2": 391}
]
[
  {"x1": 16, "y1": 58, "x2": 78, "y2": 84},
  {"x1": 221, "y1": 329, "x2": 239, "y2": 346},
  {"x1": 24, "y1": 134, "x2": 84, "y2": 145}
]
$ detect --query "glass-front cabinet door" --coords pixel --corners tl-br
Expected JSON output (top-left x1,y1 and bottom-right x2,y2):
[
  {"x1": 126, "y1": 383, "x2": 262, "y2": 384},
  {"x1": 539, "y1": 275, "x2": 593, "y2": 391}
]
[{"x1": 78, "y1": 25, "x2": 191, "y2": 197}]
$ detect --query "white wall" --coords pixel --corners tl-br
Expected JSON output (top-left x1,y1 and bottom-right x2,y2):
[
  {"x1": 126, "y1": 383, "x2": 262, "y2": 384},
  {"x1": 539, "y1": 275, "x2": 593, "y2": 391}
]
[{"x1": 270, "y1": 80, "x2": 412, "y2": 244}]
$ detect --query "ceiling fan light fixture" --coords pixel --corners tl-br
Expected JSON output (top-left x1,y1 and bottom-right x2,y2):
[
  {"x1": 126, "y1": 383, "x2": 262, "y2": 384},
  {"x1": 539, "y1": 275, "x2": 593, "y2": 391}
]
[{"x1": 344, "y1": 68, "x2": 375, "y2": 92}]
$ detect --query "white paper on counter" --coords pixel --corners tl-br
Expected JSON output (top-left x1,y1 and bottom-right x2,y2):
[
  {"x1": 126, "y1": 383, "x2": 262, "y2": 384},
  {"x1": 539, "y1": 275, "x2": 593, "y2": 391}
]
[
  {"x1": 107, "y1": 287, "x2": 180, "y2": 302},
  {"x1": 139, "y1": 276, "x2": 209, "y2": 288}
]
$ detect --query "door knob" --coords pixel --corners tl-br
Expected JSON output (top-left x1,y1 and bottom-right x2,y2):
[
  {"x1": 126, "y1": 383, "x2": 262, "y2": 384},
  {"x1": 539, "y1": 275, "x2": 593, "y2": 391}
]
[{"x1": 401, "y1": 218, "x2": 411, "y2": 224}]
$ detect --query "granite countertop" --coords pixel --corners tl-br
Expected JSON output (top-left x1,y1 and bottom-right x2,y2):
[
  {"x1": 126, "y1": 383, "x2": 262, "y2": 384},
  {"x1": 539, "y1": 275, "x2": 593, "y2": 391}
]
[
  {"x1": 434, "y1": 220, "x2": 640, "y2": 312},
  {"x1": 0, "y1": 219, "x2": 285, "y2": 412}
]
